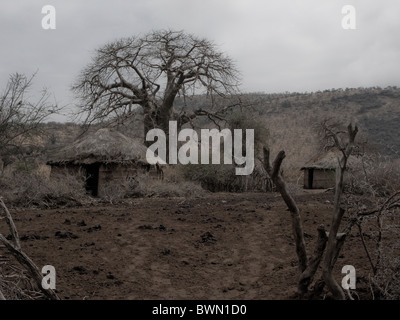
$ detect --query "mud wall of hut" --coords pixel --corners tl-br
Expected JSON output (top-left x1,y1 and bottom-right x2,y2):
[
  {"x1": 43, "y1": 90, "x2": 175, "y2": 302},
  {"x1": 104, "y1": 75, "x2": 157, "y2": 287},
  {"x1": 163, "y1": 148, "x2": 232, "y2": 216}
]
[
  {"x1": 98, "y1": 163, "x2": 139, "y2": 185},
  {"x1": 50, "y1": 162, "x2": 160, "y2": 197},
  {"x1": 304, "y1": 168, "x2": 336, "y2": 189}
]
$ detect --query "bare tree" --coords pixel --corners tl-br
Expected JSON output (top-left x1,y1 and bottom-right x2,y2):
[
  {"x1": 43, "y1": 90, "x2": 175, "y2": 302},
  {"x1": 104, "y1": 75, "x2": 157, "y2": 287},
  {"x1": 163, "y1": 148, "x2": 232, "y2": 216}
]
[
  {"x1": 0, "y1": 72, "x2": 59, "y2": 166},
  {"x1": 72, "y1": 29, "x2": 242, "y2": 141}
]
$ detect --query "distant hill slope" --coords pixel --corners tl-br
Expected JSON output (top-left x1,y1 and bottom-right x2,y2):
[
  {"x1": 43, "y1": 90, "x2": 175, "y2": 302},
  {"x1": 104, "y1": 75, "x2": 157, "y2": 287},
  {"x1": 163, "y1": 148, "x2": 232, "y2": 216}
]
[{"x1": 244, "y1": 87, "x2": 400, "y2": 158}]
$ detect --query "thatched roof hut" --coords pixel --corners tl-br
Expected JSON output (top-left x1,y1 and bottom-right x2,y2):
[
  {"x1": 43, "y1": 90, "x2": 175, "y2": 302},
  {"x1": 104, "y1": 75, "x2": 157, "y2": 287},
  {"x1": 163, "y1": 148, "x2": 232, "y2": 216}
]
[
  {"x1": 301, "y1": 148, "x2": 343, "y2": 171},
  {"x1": 301, "y1": 147, "x2": 361, "y2": 189},
  {"x1": 301, "y1": 148, "x2": 342, "y2": 189},
  {"x1": 47, "y1": 128, "x2": 153, "y2": 196}
]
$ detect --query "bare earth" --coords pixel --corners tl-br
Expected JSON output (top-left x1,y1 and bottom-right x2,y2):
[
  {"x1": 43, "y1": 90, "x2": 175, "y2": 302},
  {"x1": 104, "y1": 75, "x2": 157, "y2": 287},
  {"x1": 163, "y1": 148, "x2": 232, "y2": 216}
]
[{"x1": 2, "y1": 191, "x2": 372, "y2": 300}]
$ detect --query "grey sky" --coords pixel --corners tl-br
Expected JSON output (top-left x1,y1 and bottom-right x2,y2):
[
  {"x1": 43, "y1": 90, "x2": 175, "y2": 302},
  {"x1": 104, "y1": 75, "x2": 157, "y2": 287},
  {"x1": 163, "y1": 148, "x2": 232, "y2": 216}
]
[{"x1": 1, "y1": 0, "x2": 399, "y2": 122}]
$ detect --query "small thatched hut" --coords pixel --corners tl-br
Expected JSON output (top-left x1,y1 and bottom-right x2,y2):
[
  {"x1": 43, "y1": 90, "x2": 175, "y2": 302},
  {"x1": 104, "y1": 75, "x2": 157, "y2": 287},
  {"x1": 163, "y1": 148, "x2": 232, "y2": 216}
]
[
  {"x1": 47, "y1": 128, "x2": 154, "y2": 196},
  {"x1": 301, "y1": 148, "x2": 342, "y2": 189}
]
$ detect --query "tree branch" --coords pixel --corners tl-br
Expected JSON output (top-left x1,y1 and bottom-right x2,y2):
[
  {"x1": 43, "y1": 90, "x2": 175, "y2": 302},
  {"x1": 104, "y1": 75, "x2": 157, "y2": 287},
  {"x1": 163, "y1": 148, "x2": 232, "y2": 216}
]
[
  {"x1": 0, "y1": 199, "x2": 60, "y2": 300},
  {"x1": 298, "y1": 225, "x2": 328, "y2": 295},
  {"x1": 321, "y1": 123, "x2": 358, "y2": 300},
  {"x1": 0, "y1": 197, "x2": 21, "y2": 249},
  {"x1": 262, "y1": 147, "x2": 308, "y2": 276}
]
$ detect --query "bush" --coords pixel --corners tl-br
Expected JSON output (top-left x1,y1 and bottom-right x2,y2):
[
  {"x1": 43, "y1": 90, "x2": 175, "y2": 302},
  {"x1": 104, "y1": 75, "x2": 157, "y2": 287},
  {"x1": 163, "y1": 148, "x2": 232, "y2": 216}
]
[
  {"x1": 98, "y1": 182, "x2": 128, "y2": 204},
  {"x1": 98, "y1": 172, "x2": 205, "y2": 202},
  {"x1": 346, "y1": 154, "x2": 400, "y2": 197},
  {"x1": 0, "y1": 171, "x2": 86, "y2": 208},
  {"x1": 128, "y1": 173, "x2": 205, "y2": 198},
  {"x1": 181, "y1": 164, "x2": 238, "y2": 192},
  {"x1": 344, "y1": 152, "x2": 400, "y2": 299},
  {"x1": 179, "y1": 163, "x2": 270, "y2": 192},
  {"x1": 369, "y1": 207, "x2": 400, "y2": 299}
]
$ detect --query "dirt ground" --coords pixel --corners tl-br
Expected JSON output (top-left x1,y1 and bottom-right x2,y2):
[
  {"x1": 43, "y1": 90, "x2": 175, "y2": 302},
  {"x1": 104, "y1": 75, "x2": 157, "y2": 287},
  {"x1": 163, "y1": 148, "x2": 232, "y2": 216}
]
[{"x1": 1, "y1": 190, "x2": 373, "y2": 300}]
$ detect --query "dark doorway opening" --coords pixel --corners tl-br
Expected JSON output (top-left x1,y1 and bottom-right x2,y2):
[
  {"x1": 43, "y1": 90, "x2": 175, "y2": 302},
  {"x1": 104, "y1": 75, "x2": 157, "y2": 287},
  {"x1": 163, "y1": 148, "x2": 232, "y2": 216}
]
[
  {"x1": 85, "y1": 163, "x2": 100, "y2": 196},
  {"x1": 308, "y1": 168, "x2": 314, "y2": 189}
]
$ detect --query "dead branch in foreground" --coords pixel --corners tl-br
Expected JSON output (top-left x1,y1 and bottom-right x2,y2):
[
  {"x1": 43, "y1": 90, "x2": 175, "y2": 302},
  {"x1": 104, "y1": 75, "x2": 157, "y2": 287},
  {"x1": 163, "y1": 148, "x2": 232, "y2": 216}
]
[
  {"x1": 262, "y1": 124, "x2": 358, "y2": 299},
  {"x1": 0, "y1": 198, "x2": 60, "y2": 300}
]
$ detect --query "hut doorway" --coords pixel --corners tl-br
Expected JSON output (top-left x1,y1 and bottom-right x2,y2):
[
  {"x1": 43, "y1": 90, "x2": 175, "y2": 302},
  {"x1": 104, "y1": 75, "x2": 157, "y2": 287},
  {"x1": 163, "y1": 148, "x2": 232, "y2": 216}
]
[
  {"x1": 308, "y1": 168, "x2": 314, "y2": 189},
  {"x1": 85, "y1": 163, "x2": 100, "y2": 196}
]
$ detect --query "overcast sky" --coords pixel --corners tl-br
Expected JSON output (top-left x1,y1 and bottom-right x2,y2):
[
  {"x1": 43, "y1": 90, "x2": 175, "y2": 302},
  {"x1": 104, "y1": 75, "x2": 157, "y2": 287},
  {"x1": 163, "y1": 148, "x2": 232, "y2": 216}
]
[{"x1": 1, "y1": 0, "x2": 399, "y2": 122}]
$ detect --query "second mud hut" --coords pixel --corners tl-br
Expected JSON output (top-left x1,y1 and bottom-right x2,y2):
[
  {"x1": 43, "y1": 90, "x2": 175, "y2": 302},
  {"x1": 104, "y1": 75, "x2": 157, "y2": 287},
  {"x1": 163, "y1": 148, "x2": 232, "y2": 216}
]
[{"x1": 301, "y1": 148, "x2": 341, "y2": 189}]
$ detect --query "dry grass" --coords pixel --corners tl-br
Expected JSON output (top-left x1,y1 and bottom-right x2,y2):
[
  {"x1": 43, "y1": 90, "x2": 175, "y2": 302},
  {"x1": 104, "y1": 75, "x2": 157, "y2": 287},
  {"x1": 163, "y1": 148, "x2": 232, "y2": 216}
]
[
  {"x1": 0, "y1": 171, "x2": 87, "y2": 208},
  {"x1": 98, "y1": 170, "x2": 206, "y2": 204},
  {"x1": 0, "y1": 261, "x2": 45, "y2": 300},
  {"x1": 346, "y1": 154, "x2": 400, "y2": 197},
  {"x1": 262, "y1": 109, "x2": 321, "y2": 182}
]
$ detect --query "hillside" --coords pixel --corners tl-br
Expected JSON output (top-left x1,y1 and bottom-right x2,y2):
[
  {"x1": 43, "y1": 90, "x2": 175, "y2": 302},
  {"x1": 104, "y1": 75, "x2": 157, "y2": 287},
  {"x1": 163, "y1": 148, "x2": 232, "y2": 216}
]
[{"x1": 246, "y1": 86, "x2": 400, "y2": 158}]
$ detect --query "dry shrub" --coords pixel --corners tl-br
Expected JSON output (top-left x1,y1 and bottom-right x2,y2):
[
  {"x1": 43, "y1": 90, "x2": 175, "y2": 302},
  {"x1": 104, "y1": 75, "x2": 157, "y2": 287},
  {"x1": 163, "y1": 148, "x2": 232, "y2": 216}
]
[
  {"x1": 367, "y1": 207, "x2": 400, "y2": 299},
  {"x1": 372, "y1": 250, "x2": 400, "y2": 299},
  {"x1": 129, "y1": 173, "x2": 205, "y2": 198},
  {"x1": 179, "y1": 163, "x2": 270, "y2": 192},
  {"x1": 347, "y1": 154, "x2": 400, "y2": 197},
  {"x1": 181, "y1": 164, "x2": 240, "y2": 192},
  {"x1": 0, "y1": 261, "x2": 44, "y2": 300},
  {"x1": 0, "y1": 171, "x2": 86, "y2": 208},
  {"x1": 344, "y1": 152, "x2": 400, "y2": 299},
  {"x1": 98, "y1": 181, "x2": 131, "y2": 204},
  {"x1": 98, "y1": 172, "x2": 205, "y2": 202}
]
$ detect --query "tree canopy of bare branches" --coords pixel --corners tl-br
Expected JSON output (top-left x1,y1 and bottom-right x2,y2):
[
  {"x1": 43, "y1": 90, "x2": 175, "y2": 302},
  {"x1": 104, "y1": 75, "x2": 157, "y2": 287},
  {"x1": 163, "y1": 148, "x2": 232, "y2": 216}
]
[{"x1": 72, "y1": 29, "x2": 242, "y2": 139}]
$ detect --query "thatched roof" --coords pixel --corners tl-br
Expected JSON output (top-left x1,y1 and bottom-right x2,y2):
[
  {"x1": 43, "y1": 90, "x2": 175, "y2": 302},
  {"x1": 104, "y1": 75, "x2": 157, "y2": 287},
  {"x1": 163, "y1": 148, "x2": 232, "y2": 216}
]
[
  {"x1": 47, "y1": 128, "x2": 148, "y2": 165},
  {"x1": 301, "y1": 148, "x2": 344, "y2": 170}
]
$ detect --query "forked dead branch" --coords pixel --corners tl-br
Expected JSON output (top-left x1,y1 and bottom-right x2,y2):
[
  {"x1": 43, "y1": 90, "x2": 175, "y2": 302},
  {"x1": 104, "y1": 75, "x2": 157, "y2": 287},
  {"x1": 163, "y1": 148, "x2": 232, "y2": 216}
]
[
  {"x1": 262, "y1": 122, "x2": 359, "y2": 299},
  {"x1": 0, "y1": 198, "x2": 59, "y2": 300}
]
